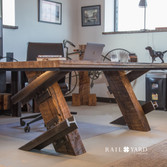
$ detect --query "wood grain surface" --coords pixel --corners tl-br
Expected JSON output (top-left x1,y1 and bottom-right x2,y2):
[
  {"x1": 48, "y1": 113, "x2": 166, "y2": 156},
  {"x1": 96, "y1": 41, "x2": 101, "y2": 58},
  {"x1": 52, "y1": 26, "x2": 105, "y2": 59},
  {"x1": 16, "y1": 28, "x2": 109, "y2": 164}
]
[
  {"x1": 104, "y1": 71, "x2": 150, "y2": 131},
  {"x1": 0, "y1": 60, "x2": 167, "y2": 71}
]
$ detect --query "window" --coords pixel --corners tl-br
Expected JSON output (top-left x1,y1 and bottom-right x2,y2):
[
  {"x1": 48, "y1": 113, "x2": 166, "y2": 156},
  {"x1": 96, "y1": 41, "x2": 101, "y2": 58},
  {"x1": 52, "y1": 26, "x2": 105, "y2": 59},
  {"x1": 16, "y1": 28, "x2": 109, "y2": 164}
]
[
  {"x1": 146, "y1": 0, "x2": 167, "y2": 30},
  {"x1": 105, "y1": 0, "x2": 167, "y2": 32},
  {"x1": 104, "y1": 0, "x2": 115, "y2": 32},
  {"x1": 116, "y1": 0, "x2": 143, "y2": 31},
  {"x1": 2, "y1": 0, "x2": 15, "y2": 26}
]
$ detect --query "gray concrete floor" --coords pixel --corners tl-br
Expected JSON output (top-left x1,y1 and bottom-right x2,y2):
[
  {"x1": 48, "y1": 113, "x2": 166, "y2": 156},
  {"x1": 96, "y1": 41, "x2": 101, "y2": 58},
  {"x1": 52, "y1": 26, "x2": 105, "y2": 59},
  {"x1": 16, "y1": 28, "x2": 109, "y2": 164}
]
[{"x1": 0, "y1": 102, "x2": 167, "y2": 167}]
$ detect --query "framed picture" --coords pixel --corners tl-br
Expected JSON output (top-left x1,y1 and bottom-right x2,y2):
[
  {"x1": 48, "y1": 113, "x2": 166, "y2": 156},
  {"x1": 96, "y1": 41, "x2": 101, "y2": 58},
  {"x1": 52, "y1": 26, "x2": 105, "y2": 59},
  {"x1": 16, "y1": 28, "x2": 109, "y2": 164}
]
[
  {"x1": 81, "y1": 5, "x2": 101, "y2": 27},
  {"x1": 38, "y1": 0, "x2": 62, "y2": 25}
]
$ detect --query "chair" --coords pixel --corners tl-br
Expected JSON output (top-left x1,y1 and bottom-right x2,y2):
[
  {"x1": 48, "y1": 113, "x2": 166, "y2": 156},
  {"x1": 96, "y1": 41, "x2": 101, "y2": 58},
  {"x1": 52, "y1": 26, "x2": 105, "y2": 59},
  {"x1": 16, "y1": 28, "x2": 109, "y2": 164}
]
[{"x1": 20, "y1": 42, "x2": 68, "y2": 132}]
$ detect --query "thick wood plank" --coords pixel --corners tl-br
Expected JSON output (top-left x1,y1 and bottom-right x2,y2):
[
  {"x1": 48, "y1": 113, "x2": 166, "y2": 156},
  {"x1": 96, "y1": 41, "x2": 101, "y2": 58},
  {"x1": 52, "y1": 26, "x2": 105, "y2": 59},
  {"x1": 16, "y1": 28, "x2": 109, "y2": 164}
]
[
  {"x1": 1, "y1": 60, "x2": 167, "y2": 71},
  {"x1": 47, "y1": 82, "x2": 86, "y2": 155},
  {"x1": 111, "y1": 101, "x2": 158, "y2": 125},
  {"x1": 111, "y1": 117, "x2": 126, "y2": 125},
  {"x1": 79, "y1": 71, "x2": 90, "y2": 105},
  {"x1": 72, "y1": 45, "x2": 96, "y2": 106},
  {"x1": 11, "y1": 71, "x2": 67, "y2": 105},
  {"x1": 0, "y1": 93, "x2": 11, "y2": 110},
  {"x1": 79, "y1": 45, "x2": 86, "y2": 60},
  {"x1": 72, "y1": 94, "x2": 80, "y2": 106},
  {"x1": 25, "y1": 71, "x2": 43, "y2": 83},
  {"x1": 88, "y1": 94, "x2": 96, "y2": 106},
  {"x1": 19, "y1": 117, "x2": 78, "y2": 151},
  {"x1": 104, "y1": 71, "x2": 150, "y2": 131},
  {"x1": 72, "y1": 71, "x2": 97, "y2": 106},
  {"x1": 3, "y1": 93, "x2": 11, "y2": 110},
  {"x1": 19, "y1": 70, "x2": 86, "y2": 156},
  {"x1": 108, "y1": 70, "x2": 149, "y2": 94},
  {"x1": 142, "y1": 101, "x2": 158, "y2": 114},
  {"x1": 126, "y1": 70, "x2": 149, "y2": 82},
  {"x1": 34, "y1": 81, "x2": 85, "y2": 155}
]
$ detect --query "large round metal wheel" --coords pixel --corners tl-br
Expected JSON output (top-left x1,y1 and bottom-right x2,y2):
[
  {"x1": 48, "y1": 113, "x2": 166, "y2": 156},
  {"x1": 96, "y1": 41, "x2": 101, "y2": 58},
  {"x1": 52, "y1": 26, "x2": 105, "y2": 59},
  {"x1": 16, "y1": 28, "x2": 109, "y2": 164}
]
[
  {"x1": 64, "y1": 71, "x2": 78, "y2": 96},
  {"x1": 103, "y1": 48, "x2": 131, "y2": 62},
  {"x1": 103, "y1": 48, "x2": 137, "y2": 88},
  {"x1": 88, "y1": 49, "x2": 131, "y2": 88}
]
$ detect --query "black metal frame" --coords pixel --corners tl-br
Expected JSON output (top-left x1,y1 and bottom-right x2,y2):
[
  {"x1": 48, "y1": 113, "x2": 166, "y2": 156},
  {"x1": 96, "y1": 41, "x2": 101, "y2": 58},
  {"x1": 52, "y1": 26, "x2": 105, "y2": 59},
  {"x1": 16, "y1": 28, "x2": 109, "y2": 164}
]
[
  {"x1": 38, "y1": 0, "x2": 62, "y2": 25},
  {"x1": 81, "y1": 5, "x2": 101, "y2": 27}
]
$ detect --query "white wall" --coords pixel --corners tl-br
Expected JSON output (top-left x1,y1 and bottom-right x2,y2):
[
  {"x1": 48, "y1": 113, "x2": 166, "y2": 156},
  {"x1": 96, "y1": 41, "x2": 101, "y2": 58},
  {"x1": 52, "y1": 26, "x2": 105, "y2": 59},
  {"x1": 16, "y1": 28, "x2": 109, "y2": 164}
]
[
  {"x1": 3, "y1": 0, "x2": 78, "y2": 61},
  {"x1": 77, "y1": 0, "x2": 105, "y2": 46},
  {"x1": 3, "y1": 0, "x2": 167, "y2": 101},
  {"x1": 77, "y1": 0, "x2": 167, "y2": 101}
]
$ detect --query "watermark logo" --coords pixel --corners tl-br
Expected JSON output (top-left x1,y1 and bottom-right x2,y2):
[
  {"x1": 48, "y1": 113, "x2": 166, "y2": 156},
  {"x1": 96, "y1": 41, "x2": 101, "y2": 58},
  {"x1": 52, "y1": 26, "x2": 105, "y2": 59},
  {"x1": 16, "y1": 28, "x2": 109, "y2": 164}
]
[
  {"x1": 105, "y1": 146, "x2": 148, "y2": 154},
  {"x1": 123, "y1": 146, "x2": 130, "y2": 153}
]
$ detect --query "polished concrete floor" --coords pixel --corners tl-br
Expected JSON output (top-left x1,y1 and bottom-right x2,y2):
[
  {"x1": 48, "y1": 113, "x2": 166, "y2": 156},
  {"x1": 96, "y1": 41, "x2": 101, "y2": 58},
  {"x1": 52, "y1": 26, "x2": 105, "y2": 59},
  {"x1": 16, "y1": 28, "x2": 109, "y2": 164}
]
[{"x1": 0, "y1": 102, "x2": 167, "y2": 167}]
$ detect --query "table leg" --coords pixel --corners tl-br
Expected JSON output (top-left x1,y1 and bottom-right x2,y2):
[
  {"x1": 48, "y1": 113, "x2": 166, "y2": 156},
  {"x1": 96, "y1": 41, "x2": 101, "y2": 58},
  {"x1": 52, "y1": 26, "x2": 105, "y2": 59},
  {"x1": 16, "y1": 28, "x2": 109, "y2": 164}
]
[
  {"x1": 44, "y1": 82, "x2": 86, "y2": 155},
  {"x1": 72, "y1": 71, "x2": 97, "y2": 106},
  {"x1": 19, "y1": 72, "x2": 86, "y2": 156},
  {"x1": 104, "y1": 71, "x2": 150, "y2": 131}
]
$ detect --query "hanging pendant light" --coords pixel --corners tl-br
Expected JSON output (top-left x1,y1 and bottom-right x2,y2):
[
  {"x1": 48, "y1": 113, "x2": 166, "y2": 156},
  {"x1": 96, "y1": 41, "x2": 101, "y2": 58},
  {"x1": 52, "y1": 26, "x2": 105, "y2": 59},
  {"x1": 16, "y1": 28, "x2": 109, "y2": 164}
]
[{"x1": 139, "y1": 0, "x2": 147, "y2": 30}]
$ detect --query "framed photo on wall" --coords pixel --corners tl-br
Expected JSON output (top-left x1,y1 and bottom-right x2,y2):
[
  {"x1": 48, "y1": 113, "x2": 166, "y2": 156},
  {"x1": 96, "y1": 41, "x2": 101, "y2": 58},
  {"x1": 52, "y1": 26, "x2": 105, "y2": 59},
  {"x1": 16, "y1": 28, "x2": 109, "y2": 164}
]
[
  {"x1": 38, "y1": 0, "x2": 62, "y2": 24},
  {"x1": 81, "y1": 5, "x2": 101, "y2": 27}
]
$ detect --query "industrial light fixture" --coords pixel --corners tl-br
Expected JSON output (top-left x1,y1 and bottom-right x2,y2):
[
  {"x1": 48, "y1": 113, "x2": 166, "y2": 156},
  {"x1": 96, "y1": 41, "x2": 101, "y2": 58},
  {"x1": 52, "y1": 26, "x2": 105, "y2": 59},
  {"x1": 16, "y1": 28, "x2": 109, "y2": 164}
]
[{"x1": 139, "y1": 0, "x2": 147, "y2": 30}]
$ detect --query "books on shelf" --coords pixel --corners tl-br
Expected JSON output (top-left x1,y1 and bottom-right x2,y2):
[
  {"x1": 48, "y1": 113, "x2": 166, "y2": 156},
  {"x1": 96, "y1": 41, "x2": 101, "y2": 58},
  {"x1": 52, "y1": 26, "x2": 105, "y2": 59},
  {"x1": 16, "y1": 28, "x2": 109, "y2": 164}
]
[{"x1": 37, "y1": 55, "x2": 66, "y2": 61}]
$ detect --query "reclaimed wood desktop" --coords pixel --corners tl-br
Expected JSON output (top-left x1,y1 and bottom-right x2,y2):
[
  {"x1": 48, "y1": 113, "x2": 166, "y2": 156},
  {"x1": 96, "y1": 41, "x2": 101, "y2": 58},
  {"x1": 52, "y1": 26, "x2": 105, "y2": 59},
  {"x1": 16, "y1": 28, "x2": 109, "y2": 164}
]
[{"x1": 0, "y1": 60, "x2": 165, "y2": 155}]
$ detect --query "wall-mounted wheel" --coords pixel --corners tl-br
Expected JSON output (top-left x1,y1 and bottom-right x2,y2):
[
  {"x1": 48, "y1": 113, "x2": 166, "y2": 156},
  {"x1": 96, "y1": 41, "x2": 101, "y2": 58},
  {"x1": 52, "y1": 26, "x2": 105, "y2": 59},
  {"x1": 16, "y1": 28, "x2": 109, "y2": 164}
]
[
  {"x1": 103, "y1": 48, "x2": 138, "y2": 88},
  {"x1": 64, "y1": 71, "x2": 78, "y2": 96},
  {"x1": 103, "y1": 48, "x2": 131, "y2": 62}
]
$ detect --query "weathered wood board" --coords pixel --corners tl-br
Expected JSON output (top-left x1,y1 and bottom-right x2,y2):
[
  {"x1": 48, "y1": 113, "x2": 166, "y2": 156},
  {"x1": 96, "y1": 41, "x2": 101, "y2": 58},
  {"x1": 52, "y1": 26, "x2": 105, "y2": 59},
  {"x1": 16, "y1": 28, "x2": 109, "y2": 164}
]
[
  {"x1": 1, "y1": 60, "x2": 167, "y2": 71},
  {"x1": 104, "y1": 71, "x2": 150, "y2": 131},
  {"x1": 19, "y1": 116, "x2": 78, "y2": 151},
  {"x1": 17, "y1": 71, "x2": 86, "y2": 155}
]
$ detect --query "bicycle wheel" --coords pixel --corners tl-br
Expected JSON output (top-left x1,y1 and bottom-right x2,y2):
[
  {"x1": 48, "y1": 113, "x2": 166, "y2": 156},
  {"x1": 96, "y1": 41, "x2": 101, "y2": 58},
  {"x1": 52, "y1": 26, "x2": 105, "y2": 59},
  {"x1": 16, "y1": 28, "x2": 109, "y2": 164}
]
[
  {"x1": 103, "y1": 48, "x2": 137, "y2": 88},
  {"x1": 64, "y1": 57, "x2": 78, "y2": 96},
  {"x1": 103, "y1": 48, "x2": 131, "y2": 62},
  {"x1": 64, "y1": 71, "x2": 78, "y2": 96}
]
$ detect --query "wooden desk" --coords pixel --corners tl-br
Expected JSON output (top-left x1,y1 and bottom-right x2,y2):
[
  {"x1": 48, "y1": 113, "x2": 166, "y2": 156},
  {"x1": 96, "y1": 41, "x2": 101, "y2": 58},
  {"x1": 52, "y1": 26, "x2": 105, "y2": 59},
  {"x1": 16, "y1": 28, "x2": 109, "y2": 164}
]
[
  {"x1": 0, "y1": 60, "x2": 165, "y2": 155},
  {"x1": 0, "y1": 60, "x2": 167, "y2": 71}
]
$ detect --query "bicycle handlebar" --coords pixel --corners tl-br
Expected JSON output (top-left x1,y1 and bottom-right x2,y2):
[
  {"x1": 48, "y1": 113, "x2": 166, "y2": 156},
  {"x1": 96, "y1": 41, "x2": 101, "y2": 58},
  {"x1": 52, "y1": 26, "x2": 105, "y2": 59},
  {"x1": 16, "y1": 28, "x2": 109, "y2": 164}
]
[{"x1": 63, "y1": 40, "x2": 76, "y2": 48}]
